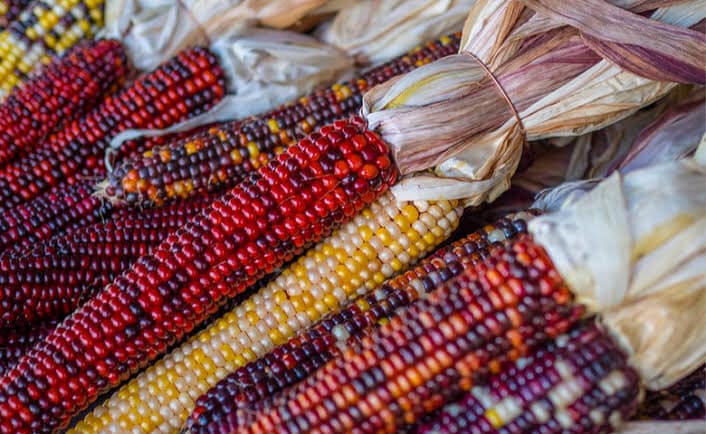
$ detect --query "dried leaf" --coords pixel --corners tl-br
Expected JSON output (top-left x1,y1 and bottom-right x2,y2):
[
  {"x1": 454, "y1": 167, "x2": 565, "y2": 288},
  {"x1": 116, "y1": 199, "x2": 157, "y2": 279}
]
[{"x1": 615, "y1": 421, "x2": 706, "y2": 434}]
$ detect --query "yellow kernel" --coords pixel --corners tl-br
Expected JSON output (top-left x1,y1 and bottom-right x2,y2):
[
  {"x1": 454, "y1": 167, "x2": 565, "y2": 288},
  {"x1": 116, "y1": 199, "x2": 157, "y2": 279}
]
[
  {"x1": 423, "y1": 232, "x2": 436, "y2": 245},
  {"x1": 376, "y1": 228, "x2": 393, "y2": 245},
  {"x1": 245, "y1": 310, "x2": 259, "y2": 324},
  {"x1": 230, "y1": 148, "x2": 242, "y2": 164},
  {"x1": 359, "y1": 226, "x2": 373, "y2": 241},
  {"x1": 373, "y1": 272, "x2": 386, "y2": 284},
  {"x1": 485, "y1": 408, "x2": 504, "y2": 428},
  {"x1": 401, "y1": 205, "x2": 419, "y2": 221},
  {"x1": 185, "y1": 141, "x2": 198, "y2": 155},
  {"x1": 390, "y1": 258, "x2": 403, "y2": 272},
  {"x1": 246, "y1": 142, "x2": 259, "y2": 159},
  {"x1": 267, "y1": 119, "x2": 280, "y2": 133}
]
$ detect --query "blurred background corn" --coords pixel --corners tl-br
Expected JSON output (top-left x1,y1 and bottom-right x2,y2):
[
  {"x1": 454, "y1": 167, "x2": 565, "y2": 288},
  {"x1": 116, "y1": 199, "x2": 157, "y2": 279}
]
[
  {"x1": 0, "y1": 39, "x2": 128, "y2": 166},
  {"x1": 0, "y1": 0, "x2": 106, "y2": 97},
  {"x1": 184, "y1": 214, "x2": 533, "y2": 434},
  {"x1": 99, "y1": 33, "x2": 461, "y2": 208},
  {"x1": 0, "y1": 46, "x2": 225, "y2": 213},
  {"x1": 417, "y1": 321, "x2": 642, "y2": 434},
  {"x1": 0, "y1": 0, "x2": 36, "y2": 35},
  {"x1": 71, "y1": 191, "x2": 461, "y2": 433},
  {"x1": 636, "y1": 366, "x2": 704, "y2": 421}
]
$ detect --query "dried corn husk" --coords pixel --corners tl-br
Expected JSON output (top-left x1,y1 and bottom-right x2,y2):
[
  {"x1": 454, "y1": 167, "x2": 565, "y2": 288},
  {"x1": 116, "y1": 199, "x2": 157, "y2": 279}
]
[
  {"x1": 528, "y1": 159, "x2": 706, "y2": 311},
  {"x1": 616, "y1": 421, "x2": 706, "y2": 434},
  {"x1": 362, "y1": 0, "x2": 704, "y2": 206},
  {"x1": 317, "y1": 0, "x2": 475, "y2": 65},
  {"x1": 107, "y1": 29, "x2": 352, "y2": 156},
  {"x1": 103, "y1": 0, "x2": 341, "y2": 71}
]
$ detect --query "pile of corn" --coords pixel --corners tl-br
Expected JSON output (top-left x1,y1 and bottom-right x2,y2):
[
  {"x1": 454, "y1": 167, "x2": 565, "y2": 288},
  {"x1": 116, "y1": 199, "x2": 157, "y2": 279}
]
[{"x1": 0, "y1": 3, "x2": 702, "y2": 434}]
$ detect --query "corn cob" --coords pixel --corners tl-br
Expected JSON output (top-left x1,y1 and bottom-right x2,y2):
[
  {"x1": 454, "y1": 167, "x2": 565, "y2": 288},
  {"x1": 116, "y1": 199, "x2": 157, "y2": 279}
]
[
  {"x1": 0, "y1": 0, "x2": 105, "y2": 96},
  {"x1": 0, "y1": 46, "x2": 225, "y2": 213},
  {"x1": 0, "y1": 117, "x2": 396, "y2": 433},
  {"x1": 636, "y1": 367, "x2": 705, "y2": 421},
  {"x1": 71, "y1": 190, "x2": 461, "y2": 433},
  {"x1": 0, "y1": 182, "x2": 112, "y2": 254},
  {"x1": 226, "y1": 234, "x2": 582, "y2": 433},
  {"x1": 0, "y1": 39, "x2": 128, "y2": 167},
  {"x1": 184, "y1": 215, "x2": 532, "y2": 434},
  {"x1": 0, "y1": 321, "x2": 57, "y2": 376},
  {"x1": 417, "y1": 321, "x2": 642, "y2": 434},
  {"x1": 0, "y1": 0, "x2": 33, "y2": 30},
  {"x1": 0, "y1": 194, "x2": 216, "y2": 327},
  {"x1": 100, "y1": 33, "x2": 461, "y2": 207}
]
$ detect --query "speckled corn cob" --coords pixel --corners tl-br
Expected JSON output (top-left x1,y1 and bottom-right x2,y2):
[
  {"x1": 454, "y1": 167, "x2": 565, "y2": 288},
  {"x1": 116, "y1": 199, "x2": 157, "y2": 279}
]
[
  {"x1": 0, "y1": 194, "x2": 216, "y2": 327},
  {"x1": 418, "y1": 322, "x2": 642, "y2": 434},
  {"x1": 0, "y1": 321, "x2": 57, "y2": 375},
  {"x1": 0, "y1": 182, "x2": 111, "y2": 254},
  {"x1": 229, "y1": 234, "x2": 583, "y2": 433},
  {"x1": 71, "y1": 191, "x2": 460, "y2": 433},
  {"x1": 0, "y1": 39, "x2": 128, "y2": 166},
  {"x1": 184, "y1": 215, "x2": 533, "y2": 434},
  {"x1": 636, "y1": 367, "x2": 705, "y2": 421},
  {"x1": 0, "y1": 1, "x2": 34, "y2": 35},
  {"x1": 100, "y1": 33, "x2": 461, "y2": 207},
  {"x1": 0, "y1": 0, "x2": 105, "y2": 97},
  {"x1": 0, "y1": 117, "x2": 396, "y2": 433},
  {"x1": 0, "y1": 46, "x2": 225, "y2": 213}
]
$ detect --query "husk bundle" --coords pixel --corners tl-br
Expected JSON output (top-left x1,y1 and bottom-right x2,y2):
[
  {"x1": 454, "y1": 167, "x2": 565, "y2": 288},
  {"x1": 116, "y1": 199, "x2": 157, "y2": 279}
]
[
  {"x1": 362, "y1": 0, "x2": 705, "y2": 206},
  {"x1": 615, "y1": 421, "x2": 706, "y2": 434},
  {"x1": 317, "y1": 0, "x2": 475, "y2": 65}
]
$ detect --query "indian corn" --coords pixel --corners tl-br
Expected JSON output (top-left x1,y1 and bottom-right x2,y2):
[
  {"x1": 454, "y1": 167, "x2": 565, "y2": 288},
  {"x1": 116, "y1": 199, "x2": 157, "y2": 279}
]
[
  {"x1": 0, "y1": 39, "x2": 128, "y2": 166},
  {"x1": 0, "y1": 0, "x2": 105, "y2": 97},
  {"x1": 0, "y1": 321, "x2": 57, "y2": 376},
  {"x1": 0, "y1": 0, "x2": 33, "y2": 28},
  {"x1": 100, "y1": 34, "x2": 461, "y2": 207},
  {"x1": 636, "y1": 367, "x2": 705, "y2": 421},
  {"x1": 71, "y1": 190, "x2": 462, "y2": 433}
]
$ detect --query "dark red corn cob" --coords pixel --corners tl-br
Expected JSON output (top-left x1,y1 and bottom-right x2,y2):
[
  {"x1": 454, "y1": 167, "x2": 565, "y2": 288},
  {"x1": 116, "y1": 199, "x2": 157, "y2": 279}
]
[
  {"x1": 0, "y1": 39, "x2": 129, "y2": 167},
  {"x1": 636, "y1": 367, "x2": 705, "y2": 420},
  {"x1": 100, "y1": 33, "x2": 461, "y2": 207},
  {"x1": 418, "y1": 322, "x2": 642, "y2": 434},
  {"x1": 230, "y1": 235, "x2": 583, "y2": 434},
  {"x1": 0, "y1": 46, "x2": 226, "y2": 213},
  {"x1": 0, "y1": 321, "x2": 58, "y2": 376},
  {"x1": 0, "y1": 117, "x2": 396, "y2": 433},
  {"x1": 0, "y1": 194, "x2": 217, "y2": 328},
  {"x1": 0, "y1": 182, "x2": 112, "y2": 254},
  {"x1": 184, "y1": 215, "x2": 532, "y2": 434}
]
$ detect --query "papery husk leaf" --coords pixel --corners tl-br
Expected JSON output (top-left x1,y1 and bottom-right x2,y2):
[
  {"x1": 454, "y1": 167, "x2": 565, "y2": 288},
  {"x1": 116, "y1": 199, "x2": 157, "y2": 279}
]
[
  {"x1": 529, "y1": 159, "x2": 706, "y2": 312},
  {"x1": 601, "y1": 280, "x2": 706, "y2": 390},
  {"x1": 615, "y1": 421, "x2": 706, "y2": 434},
  {"x1": 107, "y1": 29, "x2": 352, "y2": 156},
  {"x1": 317, "y1": 0, "x2": 474, "y2": 65}
]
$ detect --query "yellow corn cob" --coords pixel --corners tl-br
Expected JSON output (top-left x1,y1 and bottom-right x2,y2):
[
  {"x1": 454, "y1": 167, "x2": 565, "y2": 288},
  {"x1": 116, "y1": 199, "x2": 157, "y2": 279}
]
[
  {"x1": 0, "y1": 0, "x2": 104, "y2": 97},
  {"x1": 70, "y1": 192, "x2": 462, "y2": 433}
]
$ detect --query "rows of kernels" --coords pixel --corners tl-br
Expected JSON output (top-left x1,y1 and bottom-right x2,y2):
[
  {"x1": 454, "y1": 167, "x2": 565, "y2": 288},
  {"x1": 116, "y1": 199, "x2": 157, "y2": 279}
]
[
  {"x1": 0, "y1": 0, "x2": 105, "y2": 96},
  {"x1": 185, "y1": 216, "x2": 532, "y2": 434},
  {"x1": 0, "y1": 46, "x2": 226, "y2": 212},
  {"x1": 102, "y1": 33, "x2": 461, "y2": 207},
  {"x1": 0, "y1": 320, "x2": 58, "y2": 375},
  {"x1": 0, "y1": 182, "x2": 112, "y2": 253},
  {"x1": 71, "y1": 191, "x2": 460, "y2": 433},
  {"x1": 636, "y1": 367, "x2": 705, "y2": 420},
  {"x1": 0, "y1": 0, "x2": 33, "y2": 27},
  {"x1": 0, "y1": 194, "x2": 218, "y2": 328},
  {"x1": 0, "y1": 118, "x2": 395, "y2": 433},
  {"x1": 418, "y1": 322, "x2": 642, "y2": 434},
  {"x1": 234, "y1": 235, "x2": 584, "y2": 433},
  {"x1": 0, "y1": 39, "x2": 128, "y2": 166}
]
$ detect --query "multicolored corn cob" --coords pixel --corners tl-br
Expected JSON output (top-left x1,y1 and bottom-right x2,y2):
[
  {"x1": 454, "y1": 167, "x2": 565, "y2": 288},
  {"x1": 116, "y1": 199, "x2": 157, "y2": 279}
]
[
  {"x1": 100, "y1": 33, "x2": 461, "y2": 207},
  {"x1": 0, "y1": 0, "x2": 106, "y2": 96},
  {"x1": 0, "y1": 194, "x2": 216, "y2": 327},
  {"x1": 0, "y1": 46, "x2": 225, "y2": 213},
  {"x1": 418, "y1": 322, "x2": 642, "y2": 434},
  {"x1": 183, "y1": 215, "x2": 532, "y2": 434},
  {"x1": 203, "y1": 234, "x2": 584, "y2": 433},
  {"x1": 71, "y1": 191, "x2": 462, "y2": 433},
  {"x1": 636, "y1": 367, "x2": 705, "y2": 421},
  {"x1": 0, "y1": 117, "x2": 396, "y2": 433},
  {"x1": 0, "y1": 321, "x2": 57, "y2": 376},
  {"x1": 0, "y1": 182, "x2": 112, "y2": 254},
  {"x1": 0, "y1": 39, "x2": 128, "y2": 166},
  {"x1": 0, "y1": 0, "x2": 33, "y2": 29}
]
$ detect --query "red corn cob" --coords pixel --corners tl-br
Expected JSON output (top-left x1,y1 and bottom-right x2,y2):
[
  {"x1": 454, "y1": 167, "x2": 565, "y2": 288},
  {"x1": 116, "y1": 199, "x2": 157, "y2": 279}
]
[
  {"x1": 0, "y1": 182, "x2": 112, "y2": 254},
  {"x1": 0, "y1": 117, "x2": 396, "y2": 433},
  {"x1": 0, "y1": 39, "x2": 129, "y2": 167},
  {"x1": 100, "y1": 34, "x2": 461, "y2": 207},
  {"x1": 0, "y1": 321, "x2": 57, "y2": 376},
  {"x1": 636, "y1": 367, "x2": 705, "y2": 421},
  {"x1": 185, "y1": 215, "x2": 532, "y2": 433},
  {"x1": 229, "y1": 234, "x2": 583, "y2": 433},
  {"x1": 0, "y1": 46, "x2": 226, "y2": 213},
  {"x1": 0, "y1": 194, "x2": 217, "y2": 327},
  {"x1": 418, "y1": 322, "x2": 642, "y2": 434}
]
